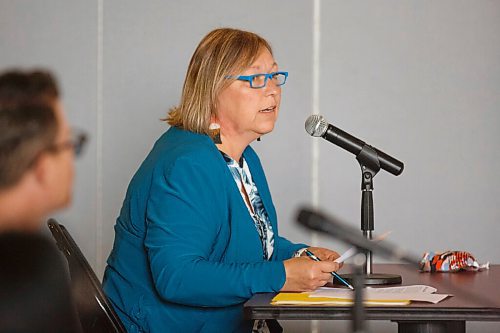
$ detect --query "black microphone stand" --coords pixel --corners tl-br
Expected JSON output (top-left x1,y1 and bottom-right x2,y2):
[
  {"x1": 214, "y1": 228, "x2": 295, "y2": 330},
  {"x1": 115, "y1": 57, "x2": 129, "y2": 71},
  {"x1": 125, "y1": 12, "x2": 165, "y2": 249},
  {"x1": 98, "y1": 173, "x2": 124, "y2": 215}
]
[
  {"x1": 341, "y1": 144, "x2": 402, "y2": 285},
  {"x1": 351, "y1": 252, "x2": 367, "y2": 333}
]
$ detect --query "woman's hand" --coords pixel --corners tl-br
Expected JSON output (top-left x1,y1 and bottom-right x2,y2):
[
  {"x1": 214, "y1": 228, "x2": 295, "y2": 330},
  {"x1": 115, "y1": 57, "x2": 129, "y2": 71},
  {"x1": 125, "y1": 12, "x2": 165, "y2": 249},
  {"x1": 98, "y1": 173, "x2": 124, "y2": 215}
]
[
  {"x1": 280, "y1": 257, "x2": 340, "y2": 292},
  {"x1": 302, "y1": 247, "x2": 342, "y2": 266}
]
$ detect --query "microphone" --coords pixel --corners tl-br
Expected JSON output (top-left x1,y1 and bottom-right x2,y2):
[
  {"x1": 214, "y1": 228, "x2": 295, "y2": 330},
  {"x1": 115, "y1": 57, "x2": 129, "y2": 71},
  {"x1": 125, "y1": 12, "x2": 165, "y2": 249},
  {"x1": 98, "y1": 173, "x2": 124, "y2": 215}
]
[
  {"x1": 305, "y1": 114, "x2": 404, "y2": 176},
  {"x1": 297, "y1": 207, "x2": 420, "y2": 266}
]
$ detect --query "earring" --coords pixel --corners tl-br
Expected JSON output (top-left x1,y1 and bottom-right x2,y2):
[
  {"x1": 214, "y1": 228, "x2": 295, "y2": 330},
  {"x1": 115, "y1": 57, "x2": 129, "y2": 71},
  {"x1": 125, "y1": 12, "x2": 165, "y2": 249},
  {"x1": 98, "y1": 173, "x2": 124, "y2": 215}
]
[
  {"x1": 209, "y1": 123, "x2": 222, "y2": 144},
  {"x1": 257, "y1": 137, "x2": 261, "y2": 142}
]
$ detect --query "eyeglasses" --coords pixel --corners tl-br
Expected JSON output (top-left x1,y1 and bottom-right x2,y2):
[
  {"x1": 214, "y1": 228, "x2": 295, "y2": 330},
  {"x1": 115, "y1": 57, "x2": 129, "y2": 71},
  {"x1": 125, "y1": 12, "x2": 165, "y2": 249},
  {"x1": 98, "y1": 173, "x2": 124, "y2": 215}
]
[
  {"x1": 46, "y1": 128, "x2": 88, "y2": 157},
  {"x1": 226, "y1": 71, "x2": 288, "y2": 89}
]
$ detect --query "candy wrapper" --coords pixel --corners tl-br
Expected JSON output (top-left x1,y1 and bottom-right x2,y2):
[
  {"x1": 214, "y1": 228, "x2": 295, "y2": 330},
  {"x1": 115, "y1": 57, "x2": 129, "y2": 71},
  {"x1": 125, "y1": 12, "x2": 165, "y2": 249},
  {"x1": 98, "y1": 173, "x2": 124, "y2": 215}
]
[{"x1": 420, "y1": 251, "x2": 489, "y2": 272}]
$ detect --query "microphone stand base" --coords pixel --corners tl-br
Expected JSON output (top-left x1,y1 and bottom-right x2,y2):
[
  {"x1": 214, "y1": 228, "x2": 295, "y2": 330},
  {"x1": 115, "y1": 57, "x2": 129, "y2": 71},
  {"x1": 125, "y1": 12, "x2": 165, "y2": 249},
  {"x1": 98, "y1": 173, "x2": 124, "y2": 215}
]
[{"x1": 339, "y1": 273, "x2": 402, "y2": 286}]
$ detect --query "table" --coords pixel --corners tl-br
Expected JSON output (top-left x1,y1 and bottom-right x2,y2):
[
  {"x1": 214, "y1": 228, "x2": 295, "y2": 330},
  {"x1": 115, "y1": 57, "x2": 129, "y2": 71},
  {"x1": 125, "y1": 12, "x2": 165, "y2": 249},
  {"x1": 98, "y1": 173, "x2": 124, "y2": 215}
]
[{"x1": 244, "y1": 264, "x2": 500, "y2": 333}]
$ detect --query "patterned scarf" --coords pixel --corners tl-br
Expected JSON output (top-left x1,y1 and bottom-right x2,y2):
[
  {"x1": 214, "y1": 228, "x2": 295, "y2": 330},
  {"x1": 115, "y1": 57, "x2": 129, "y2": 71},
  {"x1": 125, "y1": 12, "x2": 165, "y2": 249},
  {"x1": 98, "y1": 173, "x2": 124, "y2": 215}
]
[{"x1": 221, "y1": 151, "x2": 274, "y2": 260}]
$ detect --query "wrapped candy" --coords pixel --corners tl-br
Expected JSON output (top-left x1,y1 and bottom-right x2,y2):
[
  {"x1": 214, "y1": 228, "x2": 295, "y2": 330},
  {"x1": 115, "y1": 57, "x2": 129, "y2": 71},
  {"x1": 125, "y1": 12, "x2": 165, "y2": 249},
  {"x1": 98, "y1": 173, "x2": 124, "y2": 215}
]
[{"x1": 419, "y1": 251, "x2": 489, "y2": 272}]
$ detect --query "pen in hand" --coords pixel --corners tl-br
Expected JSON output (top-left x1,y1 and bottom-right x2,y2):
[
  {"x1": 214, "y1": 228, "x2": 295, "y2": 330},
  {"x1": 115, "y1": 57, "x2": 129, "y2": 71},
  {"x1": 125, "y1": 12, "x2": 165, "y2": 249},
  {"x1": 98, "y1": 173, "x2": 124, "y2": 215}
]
[{"x1": 304, "y1": 249, "x2": 355, "y2": 291}]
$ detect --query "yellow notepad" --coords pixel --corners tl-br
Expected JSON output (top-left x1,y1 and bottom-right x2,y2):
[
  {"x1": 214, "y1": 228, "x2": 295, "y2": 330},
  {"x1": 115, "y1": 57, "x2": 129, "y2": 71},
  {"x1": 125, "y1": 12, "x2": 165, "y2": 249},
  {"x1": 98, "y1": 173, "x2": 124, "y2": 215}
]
[{"x1": 272, "y1": 292, "x2": 410, "y2": 306}]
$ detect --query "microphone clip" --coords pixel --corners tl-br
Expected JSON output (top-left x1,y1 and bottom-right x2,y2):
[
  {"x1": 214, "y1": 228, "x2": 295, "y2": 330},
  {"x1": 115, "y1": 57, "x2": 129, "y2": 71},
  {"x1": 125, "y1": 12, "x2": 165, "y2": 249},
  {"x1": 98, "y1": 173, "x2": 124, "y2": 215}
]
[{"x1": 356, "y1": 144, "x2": 381, "y2": 183}]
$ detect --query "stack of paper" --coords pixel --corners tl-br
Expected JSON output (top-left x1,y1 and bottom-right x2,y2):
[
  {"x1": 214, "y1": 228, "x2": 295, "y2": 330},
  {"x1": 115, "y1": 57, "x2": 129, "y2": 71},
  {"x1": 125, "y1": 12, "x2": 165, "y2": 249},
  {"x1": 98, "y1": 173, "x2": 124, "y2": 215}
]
[
  {"x1": 272, "y1": 292, "x2": 411, "y2": 306},
  {"x1": 272, "y1": 285, "x2": 450, "y2": 306}
]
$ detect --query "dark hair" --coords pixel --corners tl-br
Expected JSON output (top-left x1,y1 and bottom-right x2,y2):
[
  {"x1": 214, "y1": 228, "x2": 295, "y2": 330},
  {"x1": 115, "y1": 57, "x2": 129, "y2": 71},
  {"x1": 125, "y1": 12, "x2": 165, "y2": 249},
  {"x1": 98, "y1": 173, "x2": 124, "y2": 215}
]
[{"x1": 0, "y1": 69, "x2": 60, "y2": 189}]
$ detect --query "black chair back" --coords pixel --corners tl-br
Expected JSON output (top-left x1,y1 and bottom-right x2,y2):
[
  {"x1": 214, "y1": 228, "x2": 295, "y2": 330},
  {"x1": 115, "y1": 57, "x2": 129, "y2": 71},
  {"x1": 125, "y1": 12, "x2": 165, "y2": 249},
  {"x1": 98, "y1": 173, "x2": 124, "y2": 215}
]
[{"x1": 48, "y1": 219, "x2": 126, "y2": 333}]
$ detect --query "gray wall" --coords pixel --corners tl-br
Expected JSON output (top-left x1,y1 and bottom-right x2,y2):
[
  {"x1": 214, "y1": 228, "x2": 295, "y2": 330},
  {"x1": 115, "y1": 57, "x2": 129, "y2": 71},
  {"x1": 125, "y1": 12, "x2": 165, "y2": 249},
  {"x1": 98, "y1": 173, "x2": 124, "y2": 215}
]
[{"x1": 1, "y1": 1, "x2": 499, "y2": 332}]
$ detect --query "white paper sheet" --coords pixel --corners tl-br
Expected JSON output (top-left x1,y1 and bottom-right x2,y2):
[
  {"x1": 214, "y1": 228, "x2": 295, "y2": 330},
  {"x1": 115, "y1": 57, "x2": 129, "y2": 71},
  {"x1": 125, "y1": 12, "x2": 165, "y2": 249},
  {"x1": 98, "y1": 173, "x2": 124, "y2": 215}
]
[
  {"x1": 310, "y1": 285, "x2": 450, "y2": 304},
  {"x1": 334, "y1": 231, "x2": 392, "y2": 264}
]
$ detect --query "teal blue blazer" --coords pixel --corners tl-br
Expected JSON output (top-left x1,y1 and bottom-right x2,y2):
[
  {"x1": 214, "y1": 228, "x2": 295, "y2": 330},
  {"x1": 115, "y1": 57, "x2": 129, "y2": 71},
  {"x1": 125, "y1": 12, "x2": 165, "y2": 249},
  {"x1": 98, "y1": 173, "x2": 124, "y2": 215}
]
[{"x1": 103, "y1": 126, "x2": 306, "y2": 332}]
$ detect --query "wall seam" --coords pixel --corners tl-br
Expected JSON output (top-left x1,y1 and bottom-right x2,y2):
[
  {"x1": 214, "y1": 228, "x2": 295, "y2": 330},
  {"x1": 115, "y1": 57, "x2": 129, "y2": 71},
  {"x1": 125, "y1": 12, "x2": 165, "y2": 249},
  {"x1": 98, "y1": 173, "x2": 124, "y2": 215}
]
[
  {"x1": 311, "y1": 1, "x2": 321, "y2": 332},
  {"x1": 96, "y1": 0, "x2": 104, "y2": 277},
  {"x1": 312, "y1": 0, "x2": 321, "y2": 243}
]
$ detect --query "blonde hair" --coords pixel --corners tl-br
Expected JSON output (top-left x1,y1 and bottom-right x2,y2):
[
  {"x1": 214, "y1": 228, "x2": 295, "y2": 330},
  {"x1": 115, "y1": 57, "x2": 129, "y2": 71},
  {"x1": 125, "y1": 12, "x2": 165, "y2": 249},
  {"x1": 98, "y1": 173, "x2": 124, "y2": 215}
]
[{"x1": 166, "y1": 28, "x2": 272, "y2": 134}]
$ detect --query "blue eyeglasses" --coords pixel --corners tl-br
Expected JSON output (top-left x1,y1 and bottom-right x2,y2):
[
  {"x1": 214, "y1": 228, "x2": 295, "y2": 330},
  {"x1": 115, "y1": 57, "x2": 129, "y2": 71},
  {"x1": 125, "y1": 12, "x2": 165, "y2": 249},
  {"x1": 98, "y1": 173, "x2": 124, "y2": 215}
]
[{"x1": 226, "y1": 71, "x2": 288, "y2": 89}]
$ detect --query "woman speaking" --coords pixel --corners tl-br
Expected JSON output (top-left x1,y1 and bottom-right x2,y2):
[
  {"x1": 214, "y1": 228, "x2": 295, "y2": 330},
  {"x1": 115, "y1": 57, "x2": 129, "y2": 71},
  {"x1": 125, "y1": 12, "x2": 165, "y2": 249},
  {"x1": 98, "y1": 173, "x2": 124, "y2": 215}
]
[{"x1": 103, "y1": 28, "x2": 341, "y2": 333}]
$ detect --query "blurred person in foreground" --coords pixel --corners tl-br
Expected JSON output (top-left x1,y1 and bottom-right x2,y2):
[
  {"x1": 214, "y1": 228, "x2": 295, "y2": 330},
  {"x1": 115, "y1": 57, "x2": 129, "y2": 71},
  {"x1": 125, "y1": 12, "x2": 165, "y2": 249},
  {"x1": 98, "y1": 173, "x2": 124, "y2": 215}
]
[
  {"x1": 0, "y1": 70, "x2": 86, "y2": 231},
  {"x1": 0, "y1": 69, "x2": 86, "y2": 332},
  {"x1": 103, "y1": 28, "x2": 343, "y2": 333}
]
